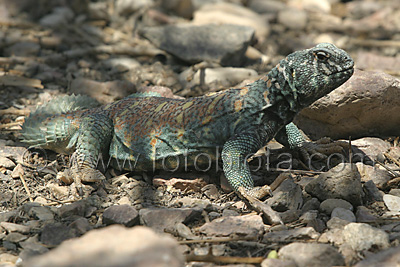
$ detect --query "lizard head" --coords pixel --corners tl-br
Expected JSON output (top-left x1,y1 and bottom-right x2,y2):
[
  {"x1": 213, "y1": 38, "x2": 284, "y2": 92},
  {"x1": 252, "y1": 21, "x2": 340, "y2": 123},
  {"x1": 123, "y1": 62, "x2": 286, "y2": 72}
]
[{"x1": 283, "y1": 43, "x2": 354, "y2": 109}]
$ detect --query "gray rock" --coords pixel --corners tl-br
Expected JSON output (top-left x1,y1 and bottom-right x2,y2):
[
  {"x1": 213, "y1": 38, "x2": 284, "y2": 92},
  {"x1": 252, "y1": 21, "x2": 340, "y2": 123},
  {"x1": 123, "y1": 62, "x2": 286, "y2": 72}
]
[
  {"x1": 40, "y1": 223, "x2": 76, "y2": 246},
  {"x1": 103, "y1": 57, "x2": 141, "y2": 72},
  {"x1": 296, "y1": 70, "x2": 400, "y2": 139},
  {"x1": 103, "y1": 205, "x2": 139, "y2": 227},
  {"x1": 262, "y1": 227, "x2": 320, "y2": 243},
  {"x1": 140, "y1": 24, "x2": 255, "y2": 66},
  {"x1": 140, "y1": 207, "x2": 202, "y2": 232},
  {"x1": 4, "y1": 41, "x2": 40, "y2": 57},
  {"x1": 249, "y1": 0, "x2": 286, "y2": 14},
  {"x1": 356, "y1": 162, "x2": 391, "y2": 188},
  {"x1": 58, "y1": 200, "x2": 91, "y2": 218},
  {"x1": 69, "y1": 217, "x2": 93, "y2": 236},
  {"x1": 266, "y1": 178, "x2": 303, "y2": 212},
  {"x1": 0, "y1": 222, "x2": 31, "y2": 234},
  {"x1": 352, "y1": 138, "x2": 391, "y2": 163},
  {"x1": 179, "y1": 67, "x2": 258, "y2": 89},
  {"x1": 278, "y1": 242, "x2": 345, "y2": 267},
  {"x1": 115, "y1": 0, "x2": 154, "y2": 16},
  {"x1": 199, "y1": 214, "x2": 263, "y2": 238},
  {"x1": 301, "y1": 198, "x2": 320, "y2": 214},
  {"x1": 383, "y1": 194, "x2": 400, "y2": 212},
  {"x1": 342, "y1": 223, "x2": 390, "y2": 251},
  {"x1": 278, "y1": 9, "x2": 308, "y2": 30},
  {"x1": 327, "y1": 216, "x2": 351, "y2": 230},
  {"x1": 261, "y1": 258, "x2": 297, "y2": 267},
  {"x1": 389, "y1": 188, "x2": 400, "y2": 197},
  {"x1": 0, "y1": 211, "x2": 17, "y2": 223},
  {"x1": 331, "y1": 207, "x2": 356, "y2": 222},
  {"x1": 356, "y1": 206, "x2": 378, "y2": 223},
  {"x1": 318, "y1": 228, "x2": 344, "y2": 246},
  {"x1": 4, "y1": 232, "x2": 28, "y2": 243},
  {"x1": 192, "y1": 2, "x2": 269, "y2": 42},
  {"x1": 19, "y1": 235, "x2": 49, "y2": 260},
  {"x1": 305, "y1": 163, "x2": 364, "y2": 206},
  {"x1": 363, "y1": 180, "x2": 384, "y2": 201},
  {"x1": 26, "y1": 225, "x2": 184, "y2": 267},
  {"x1": 0, "y1": 156, "x2": 15, "y2": 169},
  {"x1": 40, "y1": 7, "x2": 74, "y2": 28},
  {"x1": 221, "y1": 209, "x2": 240, "y2": 217},
  {"x1": 320, "y1": 198, "x2": 353, "y2": 215},
  {"x1": 28, "y1": 206, "x2": 54, "y2": 221},
  {"x1": 354, "y1": 245, "x2": 400, "y2": 267}
]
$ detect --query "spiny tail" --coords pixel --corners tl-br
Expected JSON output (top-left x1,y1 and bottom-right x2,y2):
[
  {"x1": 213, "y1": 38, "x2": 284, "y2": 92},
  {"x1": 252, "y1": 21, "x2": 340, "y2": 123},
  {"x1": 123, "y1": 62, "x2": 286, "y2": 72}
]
[{"x1": 21, "y1": 94, "x2": 100, "y2": 153}]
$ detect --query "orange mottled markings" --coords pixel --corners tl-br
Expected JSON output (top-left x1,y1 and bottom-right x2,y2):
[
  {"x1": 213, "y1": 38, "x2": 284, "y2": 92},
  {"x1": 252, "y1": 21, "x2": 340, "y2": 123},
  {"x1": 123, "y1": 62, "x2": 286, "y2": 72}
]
[
  {"x1": 234, "y1": 100, "x2": 242, "y2": 112},
  {"x1": 267, "y1": 78, "x2": 271, "y2": 88},
  {"x1": 263, "y1": 90, "x2": 269, "y2": 100},
  {"x1": 202, "y1": 115, "x2": 212, "y2": 125},
  {"x1": 239, "y1": 87, "x2": 249, "y2": 96}
]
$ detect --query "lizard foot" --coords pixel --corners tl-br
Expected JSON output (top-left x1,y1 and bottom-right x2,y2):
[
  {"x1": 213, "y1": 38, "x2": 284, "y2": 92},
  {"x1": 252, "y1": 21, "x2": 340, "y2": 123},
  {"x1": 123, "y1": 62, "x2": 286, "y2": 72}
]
[
  {"x1": 299, "y1": 137, "x2": 349, "y2": 162},
  {"x1": 57, "y1": 168, "x2": 106, "y2": 195}
]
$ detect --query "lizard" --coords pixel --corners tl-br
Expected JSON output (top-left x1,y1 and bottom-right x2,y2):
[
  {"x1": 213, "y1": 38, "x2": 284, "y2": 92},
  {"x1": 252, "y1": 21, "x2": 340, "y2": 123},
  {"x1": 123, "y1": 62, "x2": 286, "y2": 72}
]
[{"x1": 21, "y1": 43, "x2": 354, "y2": 198}]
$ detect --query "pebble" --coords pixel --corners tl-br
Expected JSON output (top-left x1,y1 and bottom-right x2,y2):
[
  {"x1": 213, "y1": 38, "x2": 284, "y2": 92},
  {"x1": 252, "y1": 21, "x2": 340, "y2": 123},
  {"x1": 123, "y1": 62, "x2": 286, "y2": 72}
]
[
  {"x1": 356, "y1": 206, "x2": 378, "y2": 223},
  {"x1": 28, "y1": 206, "x2": 55, "y2": 221},
  {"x1": 266, "y1": 178, "x2": 303, "y2": 212},
  {"x1": 301, "y1": 198, "x2": 320, "y2": 214},
  {"x1": 199, "y1": 214, "x2": 264, "y2": 238},
  {"x1": 263, "y1": 227, "x2": 320, "y2": 243},
  {"x1": 40, "y1": 222, "x2": 76, "y2": 246},
  {"x1": 363, "y1": 180, "x2": 384, "y2": 201},
  {"x1": 278, "y1": 9, "x2": 308, "y2": 30},
  {"x1": 26, "y1": 225, "x2": 184, "y2": 267},
  {"x1": 356, "y1": 162, "x2": 391, "y2": 189},
  {"x1": 326, "y1": 217, "x2": 351, "y2": 230},
  {"x1": 40, "y1": 7, "x2": 74, "y2": 28},
  {"x1": 140, "y1": 24, "x2": 255, "y2": 66},
  {"x1": 4, "y1": 232, "x2": 28, "y2": 243},
  {"x1": 0, "y1": 156, "x2": 15, "y2": 169},
  {"x1": 331, "y1": 207, "x2": 356, "y2": 222},
  {"x1": 342, "y1": 223, "x2": 389, "y2": 251},
  {"x1": 103, "y1": 205, "x2": 139, "y2": 227},
  {"x1": 0, "y1": 222, "x2": 31, "y2": 234},
  {"x1": 354, "y1": 245, "x2": 400, "y2": 267},
  {"x1": 383, "y1": 194, "x2": 400, "y2": 212},
  {"x1": 320, "y1": 199, "x2": 353, "y2": 215},
  {"x1": 140, "y1": 207, "x2": 202, "y2": 233},
  {"x1": 305, "y1": 163, "x2": 364, "y2": 206},
  {"x1": 278, "y1": 242, "x2": 345, "y2": 267}
]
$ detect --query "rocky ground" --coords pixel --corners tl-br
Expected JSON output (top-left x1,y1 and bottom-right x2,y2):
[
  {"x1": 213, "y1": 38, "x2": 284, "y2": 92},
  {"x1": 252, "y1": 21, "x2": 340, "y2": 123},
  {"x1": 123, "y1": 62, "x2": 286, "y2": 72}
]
[{"x1": 0, "y1": 0, "x2": 400, "y2": 266}]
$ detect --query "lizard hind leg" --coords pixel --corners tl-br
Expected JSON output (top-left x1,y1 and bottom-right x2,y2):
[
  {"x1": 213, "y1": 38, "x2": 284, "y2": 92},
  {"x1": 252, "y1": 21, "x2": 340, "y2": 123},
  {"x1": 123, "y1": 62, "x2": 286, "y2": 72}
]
[{"x1": 61, "y1": 113, "x2": 113, "y2": 194}]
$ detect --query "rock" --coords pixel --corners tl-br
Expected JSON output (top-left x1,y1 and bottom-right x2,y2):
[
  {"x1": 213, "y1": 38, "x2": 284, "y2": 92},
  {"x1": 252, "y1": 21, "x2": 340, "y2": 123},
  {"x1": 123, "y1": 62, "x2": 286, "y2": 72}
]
[
  {"x1": 295, "y1": 70, "x2": 400, "y2": 139},
  {"x1": 179, "y1": 67, "x2": 258, "y2": 90},
  {"x1": 201, "y1": 184, "x2": 220, "y2": 200},
  {"x1": 301, "y1": 198, "x2": 320, "y2": 214},
  {"x1": 278, "y1": 242, "x2": 345, "y2": 267},
  {"x1": 320, "y1": 199, "x2": 353, "y2": 215},
  {"x1": 192, "y1": 2, "x2": 269, "y2": 42},
  {"x1": 363, "y1": 180, "x2": 384, "y2": 202},
  {"x1": 280, "y1": 209, "x2": 301, "y2": 224},
  {"x1": 342, "y1": 223, "x2": 390, "y2": 251},
  {"x1": 153, "y1": 177, "x2": 208, "y2": 193},
  {"x1": 305, "y1": 163, "x2": 364, "y2": 206},
  {"x1": 0, "y1": 222, "x2": 31, "y2": 234},
  {"x1": 266, "y1": 178, "x2": 303, "y2": 211},
  {"x1": 199, "y1": 214, "x2": 264, "y2": 238},
  {"x1": 40, "y1": 223, "x2": 76, "y2": 246},
  {"x1": 88, "y1": 1, "x2": 110, "y2": 20},
  {"x1": 249, "y1": 0, "x2": 286, "y2": 14},
  {"x1": 221, "y1": 209, "x2": 240, "y2": 217},
  {"x1": 326, "y1": 217, "x2": 351, "y2": 230},
  {"x1": 0, "y1": 211, "x2": 17, "y2": 222},
  {"x1": 261, "y1": 258, "x2": 297, "y2": 267},
  {"x1": 161, "y1": 0, "x2": 194, "y2": 19},
  {"x1": 4, "y1": 232, "x2": 28, "y2": 243},
  {"x1": 383, "y1": 194, "x2": 400, "y2": 212},
  {"x1": 356, "y1": 206, "x2": 378, "y2": 223},
  {"x1": 19, "y1": 235, "x2": 49, "y2": 259},
  {"x1": 102, "y1": 57, "x2": 141, "y2": 72},
  {"x1": 262, "y1": 227, "x2": 320, "y2": 243},
  {"x1": 0, "y1": 156, "x2": 15, "y2": 169},
  {"x1": 69, "y1": 217, "x2": 93, "y2": 236},
  {"x1": 352, "y1": 138, "x2": 391, "y2": 163},
  {"x1": 331, "y1": 207, "x2": 356, "y2": 222},
  {"x1": 0, "y1": 253, "x2": 18, "y2": 265},
  {"x1": 354, "y1": 245, "x2": 400, "y2": 267},
  {"x1": 103, "y1": 205, "x2": 139, "y2": 227},
  {"x1": 278, "y1": 9, "x2": 308, "y2": 30},
  {"x1": 26, "y1": 225, "x2": 184, "y2": 267},
  {"x1": 173, "y1": 197, "x2": 212, "y2": 210},
  {"x1": 389, "y1": 188, "x2": 400, "y2": 197},
  {"x1": 140, "y1": 207, "x2": 202, "y2": 232},
  {"x1": 357, "y1": 52, "x2": 400, "y2": 74},
  {"x1": 58, "y1": 200, "x2": 91, "y2": 218},
  {"x1": 28, "y1": 206, "x2": 54, "y2": 221},
  {"x1": 356, "y1": 163, "x2": 391, "y2": 189},
  {"x1": 70, "y1": 78, "x2": 136, "y2": 104},
  {"x1": 289, "y1": 0, "x2": 331, "y2": 13},
  {"x1": 115, "y1": 0, "x2": 154, "y2": 16},
  {"x1": 140, "y1": 24, "x2": 255, "y2": 66},
  {"x1": 40, "y1": 7, "x2": 74, "y2": 28},
  {"x1": 4, "y1": 41, "x2": 40, "y2": 57},
  {"x1": 318, "y1": 228, "x2": 344, "y2": 245}
]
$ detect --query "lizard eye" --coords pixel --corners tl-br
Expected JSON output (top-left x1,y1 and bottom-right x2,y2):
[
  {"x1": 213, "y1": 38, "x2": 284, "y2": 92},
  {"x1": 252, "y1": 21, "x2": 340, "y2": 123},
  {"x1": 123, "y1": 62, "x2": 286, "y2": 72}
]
[{"x1": 314, "y1": 51, "x2": 329, "y2": 61}]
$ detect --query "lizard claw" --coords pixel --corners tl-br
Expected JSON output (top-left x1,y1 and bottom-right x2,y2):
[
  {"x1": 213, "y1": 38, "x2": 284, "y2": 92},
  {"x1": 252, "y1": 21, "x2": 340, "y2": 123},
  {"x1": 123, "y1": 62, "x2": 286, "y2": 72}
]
[
  {"x1": 299, "y1": 137, "x2": 349, "y2": 162},
  {"x1": 56, "y1": 168, "x2": 105, "y2": 196}
]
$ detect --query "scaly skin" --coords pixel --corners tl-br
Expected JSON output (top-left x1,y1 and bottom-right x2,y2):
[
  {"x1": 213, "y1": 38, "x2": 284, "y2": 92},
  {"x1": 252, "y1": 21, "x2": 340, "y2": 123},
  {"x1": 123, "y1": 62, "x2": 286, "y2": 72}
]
[{"x1": 21, "y1": 43, "x2": 354, "y2": 197}]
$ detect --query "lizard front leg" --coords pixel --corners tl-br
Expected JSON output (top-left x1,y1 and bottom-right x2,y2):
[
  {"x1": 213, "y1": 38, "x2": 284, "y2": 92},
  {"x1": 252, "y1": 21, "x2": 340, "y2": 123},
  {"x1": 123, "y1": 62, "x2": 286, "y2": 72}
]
[
  {"x1": 221, "y1": 132, "x2": 272, "y2": 199},
  {"x1": 57, "y1": 113, "x2": 113, "y2": 194},
  {"x1": 275, "y1": 122, "x2": 348, "y2": 162}
]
